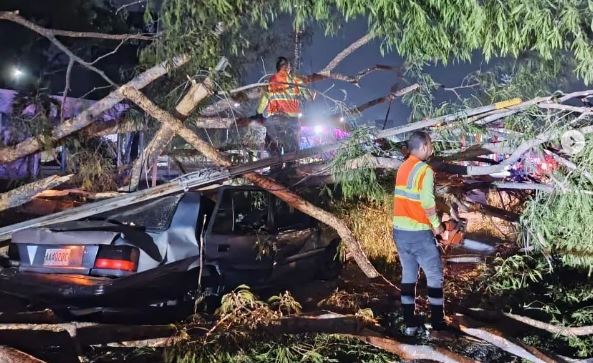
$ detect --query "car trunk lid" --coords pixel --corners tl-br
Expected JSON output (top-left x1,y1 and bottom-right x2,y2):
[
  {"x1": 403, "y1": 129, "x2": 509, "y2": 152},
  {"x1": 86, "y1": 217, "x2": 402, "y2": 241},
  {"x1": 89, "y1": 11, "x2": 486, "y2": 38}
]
[{"x1": 11, "y1": 226, "x2": 119, "y2": 274}]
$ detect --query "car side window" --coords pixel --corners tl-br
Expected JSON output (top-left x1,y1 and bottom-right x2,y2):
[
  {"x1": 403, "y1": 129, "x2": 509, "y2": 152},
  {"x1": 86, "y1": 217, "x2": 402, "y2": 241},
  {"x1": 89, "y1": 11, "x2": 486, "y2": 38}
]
[
  {"x1": 211, "y1": 190, "x2": 269, "y2": 234},
  {"x1": 272, "y1": 197, "x2": 314, "y2": 231}
]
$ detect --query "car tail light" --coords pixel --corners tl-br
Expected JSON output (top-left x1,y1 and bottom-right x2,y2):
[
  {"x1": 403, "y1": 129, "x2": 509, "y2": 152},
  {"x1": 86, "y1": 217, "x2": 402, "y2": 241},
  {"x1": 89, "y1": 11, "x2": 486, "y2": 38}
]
[{"x1": 93, "y1": 246, "x2": 139, "y2": 273}]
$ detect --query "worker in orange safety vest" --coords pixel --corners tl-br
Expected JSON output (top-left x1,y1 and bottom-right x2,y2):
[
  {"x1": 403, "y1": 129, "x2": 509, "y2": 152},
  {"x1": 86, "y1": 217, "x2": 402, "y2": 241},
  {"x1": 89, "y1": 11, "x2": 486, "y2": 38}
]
[
  {"x1": 393, "y1": 131, "x2": 450, "y2": 337},
  {"x1": 256, "y1": 57, "x2": 314, "y2": 169}
]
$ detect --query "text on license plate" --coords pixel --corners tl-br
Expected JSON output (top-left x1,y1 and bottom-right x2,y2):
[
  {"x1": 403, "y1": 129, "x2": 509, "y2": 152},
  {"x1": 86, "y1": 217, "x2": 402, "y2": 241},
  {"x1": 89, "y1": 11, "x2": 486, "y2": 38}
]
[{"x1": 43, "y1": 248, "x2": 71, "y2": 266}]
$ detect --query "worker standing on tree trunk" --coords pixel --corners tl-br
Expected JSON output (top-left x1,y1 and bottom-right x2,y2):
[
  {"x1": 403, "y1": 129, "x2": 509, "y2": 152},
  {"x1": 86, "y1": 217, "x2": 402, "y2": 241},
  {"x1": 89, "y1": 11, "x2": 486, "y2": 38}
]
[
  {"x1": 256, "y1": 57, "x2": 314, "y2": 170},
  {"x1": 393, "y1": 131, "x2": 448, "y2": 336}
]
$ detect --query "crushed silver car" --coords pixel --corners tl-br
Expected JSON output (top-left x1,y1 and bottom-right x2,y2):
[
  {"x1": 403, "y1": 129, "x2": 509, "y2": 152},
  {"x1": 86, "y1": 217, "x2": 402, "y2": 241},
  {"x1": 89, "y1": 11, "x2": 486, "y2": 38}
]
[{"x1": 0, "y1": 186, "x2": 341, "y2": 320}]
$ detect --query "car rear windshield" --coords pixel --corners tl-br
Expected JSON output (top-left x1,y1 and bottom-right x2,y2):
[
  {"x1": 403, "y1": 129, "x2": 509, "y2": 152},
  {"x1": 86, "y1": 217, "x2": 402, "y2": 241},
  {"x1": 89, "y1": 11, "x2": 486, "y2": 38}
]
[{"x1": 94, "y1": 194, "x2": 184, "y2": 231}]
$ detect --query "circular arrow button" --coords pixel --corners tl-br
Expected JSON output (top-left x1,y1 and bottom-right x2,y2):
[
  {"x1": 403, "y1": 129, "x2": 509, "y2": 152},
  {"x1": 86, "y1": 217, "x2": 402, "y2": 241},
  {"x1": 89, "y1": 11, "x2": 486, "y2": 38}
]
[{"x1": 561, "y1": 129, "x2": 586, "y2": 155}]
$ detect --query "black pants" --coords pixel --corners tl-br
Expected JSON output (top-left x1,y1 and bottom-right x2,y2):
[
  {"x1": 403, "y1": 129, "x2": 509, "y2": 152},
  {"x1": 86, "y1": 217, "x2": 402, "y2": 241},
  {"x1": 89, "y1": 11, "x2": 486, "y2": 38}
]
[{"x1": 264, "y1": 116, "x2": 300, "y2": 170}]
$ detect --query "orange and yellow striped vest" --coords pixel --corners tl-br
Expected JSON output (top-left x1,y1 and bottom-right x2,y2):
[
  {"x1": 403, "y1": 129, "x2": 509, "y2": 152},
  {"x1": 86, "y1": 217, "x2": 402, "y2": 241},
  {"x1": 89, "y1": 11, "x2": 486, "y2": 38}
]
[
  {"x1": 393, "y1": 156, "x2": 439, "y2": 231},
  {"x1": 257, "y1": 70, "x2": 304, "y2": 118}
]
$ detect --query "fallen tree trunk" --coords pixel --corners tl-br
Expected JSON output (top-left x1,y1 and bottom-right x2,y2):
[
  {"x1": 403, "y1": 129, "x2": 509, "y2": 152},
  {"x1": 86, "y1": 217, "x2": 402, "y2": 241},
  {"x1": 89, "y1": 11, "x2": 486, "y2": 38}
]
[
  {"x1": 105, "y1": 313, "x2": 473, "y2": 362},
  {"x1": 0, "y1": 310, "x2": 61, "y2": 324},
  {"x1": 128, "y1": 57, "x2": 229, "y2": 191},
  {"x1": 82, "y1": 117, "x2": 146, "y2": 137},
  {"x1": 0, "y1": 139, "x2": 356, "y2": 241},
  {"x1": 0, "y1": 175, "x2": 73, "y2": 212},
  {"x1": 504, "y1": 312, "x2": 593, "y2": 337},
  {"x1": 0, "y1": 346, "x2": 47, "y2": 363},
  {"x1": 0, "y1": 55, "x2": 189, "y2": 164},
  {"x1": 0, "y1": 321, "x2": 176, "y2": 362},
  {"x1": 265, "y1": 313, "x2": 368, "y2": 335},
  {"x1": 351, "y1": 328, "x2": 475, "y2": 363},
  {"x1": 33, "y1": 189, "x2": 120, "y2": 200},
  {"x1": 451, "y1": 314, "x2": 563, "y2": 363},
  {"x1": 121, "y1": 86, "x2": 380, "y2": 278},
  {"x1": 0, "y1": 321, "x2": 176, "y2": 346}
]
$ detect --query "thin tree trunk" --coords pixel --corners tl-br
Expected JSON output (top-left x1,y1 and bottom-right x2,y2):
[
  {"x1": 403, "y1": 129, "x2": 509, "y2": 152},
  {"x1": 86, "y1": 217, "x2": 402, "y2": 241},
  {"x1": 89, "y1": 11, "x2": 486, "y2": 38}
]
[
  {"x1": 0, "y1": 174, "x2": 73, "y2": 212},
  {"x1": 0, "y1": 55, "x2": 189, "y2": 164},
  {"x1": 121, "y1": 86, "x2": 380, "y2": 278},
  {"x1": 128, "y1": 58, "x2": 229, "y2": 191}
]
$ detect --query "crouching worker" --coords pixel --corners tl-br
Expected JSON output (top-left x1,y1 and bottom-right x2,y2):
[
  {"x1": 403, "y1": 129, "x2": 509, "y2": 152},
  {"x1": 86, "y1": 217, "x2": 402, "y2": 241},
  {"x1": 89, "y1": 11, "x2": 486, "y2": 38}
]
[{"x1": 393, "y1": 131, "x2": 447, "y2": 336}]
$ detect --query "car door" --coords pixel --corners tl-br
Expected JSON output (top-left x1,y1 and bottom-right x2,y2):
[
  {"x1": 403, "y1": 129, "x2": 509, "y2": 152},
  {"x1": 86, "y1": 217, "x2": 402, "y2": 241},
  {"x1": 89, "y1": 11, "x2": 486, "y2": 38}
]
[
  {"x1": 269, "y1": 196, "x2": 321, "y2": 266},
  {"x1": 204, "y1": 187, "x2": 274, "y2": 288}
]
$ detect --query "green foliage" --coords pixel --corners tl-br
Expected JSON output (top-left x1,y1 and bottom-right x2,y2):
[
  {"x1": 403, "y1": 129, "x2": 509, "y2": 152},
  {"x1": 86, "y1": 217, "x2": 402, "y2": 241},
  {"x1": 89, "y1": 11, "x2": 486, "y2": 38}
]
[
  {"x1": 330, "y1": 128, "x2": 390, "y2": 202},
  {"x1": 267, "y1": 291, "x2": 302, "y2": 316},
  {"x1": 142, "y1": 0, "x2": 278, "y2": 74},
  {"x1": 483, "y1": 254, "x2": 593, "y2": 358},
  {"x1": 520, "y1": 138, "x2": 593, "y2": 270},
  {"x1": 66, "y1": 138, "x2": 117, "y2": 192},
  {"x1": 215, "y1": 284, "x2": 268, "y2": 317},
  {"x1": 485, "y1": 255, "x2": 549, "y2": 294},
  {"x1": 168, "y1": 286, "x2": 395, "y2": 363},
  {"x1": 463, "y1": 56, "x2": 574, "y2": 102},
  {"x1": 150, "y1": 0, "x2": 593, "y2": 85},
  {"x1": 168, "y1": 334, "x2": 397, "y2": 363}
]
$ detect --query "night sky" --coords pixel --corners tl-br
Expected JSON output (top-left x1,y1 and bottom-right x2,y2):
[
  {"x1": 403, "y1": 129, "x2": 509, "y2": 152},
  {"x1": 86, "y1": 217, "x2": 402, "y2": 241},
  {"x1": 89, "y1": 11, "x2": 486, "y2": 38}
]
[
  {"x1": 0, "y1": 0, "x2": 143, "y2": 100},
  {"x1": 0, "y1": 1, "x2": 540, "y2": 128}
]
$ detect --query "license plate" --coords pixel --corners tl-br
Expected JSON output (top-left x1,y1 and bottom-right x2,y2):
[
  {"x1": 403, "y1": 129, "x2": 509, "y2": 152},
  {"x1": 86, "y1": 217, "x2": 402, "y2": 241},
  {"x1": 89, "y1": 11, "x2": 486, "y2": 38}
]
[{"x1": 43, "y1": 248, "x2": 72, "y2": 266}]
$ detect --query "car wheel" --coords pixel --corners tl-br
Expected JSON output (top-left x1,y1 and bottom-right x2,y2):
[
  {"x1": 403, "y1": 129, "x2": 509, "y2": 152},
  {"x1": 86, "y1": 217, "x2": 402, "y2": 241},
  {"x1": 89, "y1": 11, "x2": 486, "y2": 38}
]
[{"x1": 317, "y1": 240, "x2": 342, "y2": 280}]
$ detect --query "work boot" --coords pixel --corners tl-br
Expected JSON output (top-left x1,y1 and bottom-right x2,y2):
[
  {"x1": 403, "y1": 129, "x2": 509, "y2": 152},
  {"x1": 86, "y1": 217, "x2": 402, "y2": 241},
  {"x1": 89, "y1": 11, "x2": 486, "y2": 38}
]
[
  {"x1": 428, "y1": 304, "x2": 458, "y2": 340},
  {"x1": 429, "y1": 304, "x2": 446, "y2": 330},
  {"x1": 402, "y1": 304, "x2": 420, "y2": 336}
]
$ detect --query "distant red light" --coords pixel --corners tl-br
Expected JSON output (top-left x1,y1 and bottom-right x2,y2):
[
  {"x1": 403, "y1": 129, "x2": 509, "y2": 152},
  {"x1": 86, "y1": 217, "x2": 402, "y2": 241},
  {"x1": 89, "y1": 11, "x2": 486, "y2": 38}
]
[{"x1": 94, "y1": 258, "x2": 136, "y2": 272}]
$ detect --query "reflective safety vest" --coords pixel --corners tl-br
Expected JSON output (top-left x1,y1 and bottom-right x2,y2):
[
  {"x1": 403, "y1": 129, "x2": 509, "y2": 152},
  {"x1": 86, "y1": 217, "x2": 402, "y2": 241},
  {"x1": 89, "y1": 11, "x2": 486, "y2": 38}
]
[
  {"x1": 257, "y1": 70, "x2": 308, "y2": 118},
  {"x1": 393, "y1": 155, "x2": 441, "y2": 231}
]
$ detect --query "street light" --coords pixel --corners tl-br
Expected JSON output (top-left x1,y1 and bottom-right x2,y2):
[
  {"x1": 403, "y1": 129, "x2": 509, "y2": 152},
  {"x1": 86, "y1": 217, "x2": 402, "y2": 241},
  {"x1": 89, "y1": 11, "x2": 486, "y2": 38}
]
[{"x1": 12, "y1": 66, "x2": 24, "y2": 80}]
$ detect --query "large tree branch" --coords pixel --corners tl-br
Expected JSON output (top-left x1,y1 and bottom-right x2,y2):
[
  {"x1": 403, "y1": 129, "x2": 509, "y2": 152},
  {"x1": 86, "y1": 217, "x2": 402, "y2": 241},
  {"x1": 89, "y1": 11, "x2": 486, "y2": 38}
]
[
  {"x1": 504, "y1": 312, "x2": 593, "y2": 337},
  {"x1": 351, "y1": 329, "x2": 473, "y2": 363},
  {"x1": 0, "y1": 346, "x2": 46, "y2": 363},
  {"x1": 463, "y1": 126, "x2": 593, "y2": 176},
  {"x1": 305, "y1": 65, "x2": 400, "y2": 86},
  {"x1": 0, "y1": 175, "x2": 74, "y2": 212},
  {"x1": 199, "y1": 83, "x2": 421, "y2": 130},
  {"x1": 120, "y1": 86, "x2": 380, "y2": 278},
  {"x1": 203, "y1": 33, "x2": 378, "y2": 116},
  {"x1": 129, "y1": 37, "x2": 395, "y2": 188},
  {"x1": 1, "y1": 11, "x2": 117, "y2": 86},
  {"x1": 127, "y1": 58, "x2": 229, "y2": 191},
  {"x1": 452, "y1": 314, "x2": 560, "y2": 363},
  {"x1": 320, "y1": 33, "x2": 374, "y2": 74},
  {"x1": 60, "y1": 58, "x2": 74, "y2": 122},
  {"x1": 0, "y1": 55, "x2": 189, "y2": 164},
  {"x1": 0, "y1": 11, "x2": 157, "y2": 41}
]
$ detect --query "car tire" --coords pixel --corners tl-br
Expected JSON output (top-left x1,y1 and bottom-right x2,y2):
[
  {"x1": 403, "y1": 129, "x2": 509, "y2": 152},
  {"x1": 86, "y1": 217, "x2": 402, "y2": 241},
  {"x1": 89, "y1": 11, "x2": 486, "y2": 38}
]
[{"x1": 316, "y1": 240, "x2": 342, "y2": 280}]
